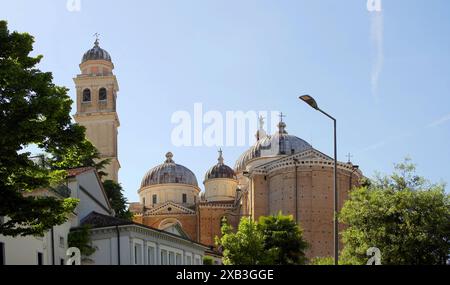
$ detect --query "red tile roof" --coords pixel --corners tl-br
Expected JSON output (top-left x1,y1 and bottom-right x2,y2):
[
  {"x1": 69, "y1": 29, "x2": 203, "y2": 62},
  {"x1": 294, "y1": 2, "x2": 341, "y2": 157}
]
[{"x1": 67, "y1": 167, "x2": 96, "y2": 178}]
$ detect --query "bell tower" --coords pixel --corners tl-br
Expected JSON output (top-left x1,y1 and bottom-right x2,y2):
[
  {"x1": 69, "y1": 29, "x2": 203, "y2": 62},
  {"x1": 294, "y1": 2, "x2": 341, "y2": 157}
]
[{"x1": 73, "y1": 37, "x2": 120, "y2": 182}]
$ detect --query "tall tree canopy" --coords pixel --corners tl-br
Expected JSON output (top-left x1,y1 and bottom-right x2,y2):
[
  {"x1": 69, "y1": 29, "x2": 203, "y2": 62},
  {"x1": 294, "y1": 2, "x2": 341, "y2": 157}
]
[
  {"x1": 0, "y1": 21, "x2": 89, "y2": 237},
  {"x1": 51, "y1": 138, "x2": 110, "y2": 179},
  {"x1": 258, "y1": 213, "x2": 309, "y2": 265},
  {"x1": 216, "y1": 217, "x2": 269, "y2": 265},
  {"x1": 216, "y1": 214, "x2": 309, "y2": 265},
  {"x1": 102, "y1": 180, "x2": 132, "y2": 220},
  {"x1": 339, "y1": 159, "x2": 450, "y2": 265}
]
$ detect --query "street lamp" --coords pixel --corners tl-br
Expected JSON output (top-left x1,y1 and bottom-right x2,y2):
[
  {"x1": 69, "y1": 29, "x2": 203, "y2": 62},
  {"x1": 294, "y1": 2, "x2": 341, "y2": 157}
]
[{"x1": 299, "y1": 95, "x2": 339, "y2": 265}]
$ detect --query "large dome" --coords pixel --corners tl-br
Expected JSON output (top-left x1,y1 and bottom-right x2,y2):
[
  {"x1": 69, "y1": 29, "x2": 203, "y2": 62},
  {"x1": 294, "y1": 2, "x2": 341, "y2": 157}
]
[
  {"x1": 205, "y1": 150, "x2": 237, "y2": 181},
  {"x1": 82, "y1": 39, "x2": 112, "y2": 63},
  {"x1": 140, "y1": 152, "x2": 198, "y2": 188},
  {"x1": 235, "y1": 121, "x2": 312, "y2": 172}
]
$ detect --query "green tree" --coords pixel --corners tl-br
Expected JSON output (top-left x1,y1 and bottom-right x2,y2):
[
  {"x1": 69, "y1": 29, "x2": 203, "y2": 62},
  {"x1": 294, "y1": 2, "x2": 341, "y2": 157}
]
[
  {"x1": 68, "y1": 225, "x2": 96, "y2": 256},
  {"x1": 258, "y1": 213, "x2": 309, "y2": 265},
  {"x1": 0, "y1": 21, "x2": 84, "y2": 236},
  {"x1": 339, "y1": 159, "x2": 450, "y2": 265},
  {"x1": 217, "y1": 214, "x2": 309, "y2": 265},
  {"x1": 216, "y1": 217, "x2": 270, "y2": 265},
  {"x1": 102, "y1": 180, "x2": 133, "y2": 220},
  {"x1": 51, "y1": 138, "x2": 110, "y2": 179},
  {"x1": 203, "y1": 256, "x2": 214, "y2": 265},
  {"x1": 310, "y1": 256, "x2": 335, "y2": 265}
]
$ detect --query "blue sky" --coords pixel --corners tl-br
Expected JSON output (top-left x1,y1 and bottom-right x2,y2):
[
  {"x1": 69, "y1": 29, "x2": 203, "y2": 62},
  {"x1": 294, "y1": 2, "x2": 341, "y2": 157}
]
[{"x1": 1, "y1": 0, "x2": 450, "y2": 201}]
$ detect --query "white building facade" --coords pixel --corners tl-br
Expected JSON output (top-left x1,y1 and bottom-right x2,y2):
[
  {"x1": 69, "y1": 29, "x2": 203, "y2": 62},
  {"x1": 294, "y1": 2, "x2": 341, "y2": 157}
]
[{"x1": 80, "y1": 212, "x2": 207, "y2": 265}]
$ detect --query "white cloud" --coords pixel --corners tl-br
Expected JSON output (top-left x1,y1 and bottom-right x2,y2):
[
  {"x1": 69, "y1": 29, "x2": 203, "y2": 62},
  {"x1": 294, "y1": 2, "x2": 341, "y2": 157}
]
[
  {"x1": 370, "y1": 11, "x2": 384, "y2": 100},
  {"x1": 427, "y1": 113, "x2": 450, "y2": 128}
]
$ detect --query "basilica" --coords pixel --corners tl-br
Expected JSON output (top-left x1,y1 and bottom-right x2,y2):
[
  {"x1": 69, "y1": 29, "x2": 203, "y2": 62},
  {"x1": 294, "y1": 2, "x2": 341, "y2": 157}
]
[{"x1": 74, "y1": 39, "x2": 364, "y2": 260}]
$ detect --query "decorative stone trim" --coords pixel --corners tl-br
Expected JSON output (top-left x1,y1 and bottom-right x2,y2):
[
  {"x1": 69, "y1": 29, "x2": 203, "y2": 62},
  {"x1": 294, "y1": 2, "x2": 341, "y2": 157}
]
[
  {"x1": 252, "y1": 149, "x2": 362, "y2": 176},
  {"x1": 145, "y1": 201, "x2": 196, "y2": 215},
  {"x1": 89, "y1": 225, "x2": 208, "y2": 250},
  {"x1": 199, "y1": 203, "x2": 235, "y2": 209}
]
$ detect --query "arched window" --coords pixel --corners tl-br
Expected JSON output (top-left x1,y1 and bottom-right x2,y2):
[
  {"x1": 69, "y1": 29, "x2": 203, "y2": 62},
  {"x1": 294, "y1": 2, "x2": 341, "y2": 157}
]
[
  {"x1": 82, "y1": 89, "x2": 91, "y2": 102},
  {"x1": 99, "y1": 88, "x2": 107, "y2": 101}
]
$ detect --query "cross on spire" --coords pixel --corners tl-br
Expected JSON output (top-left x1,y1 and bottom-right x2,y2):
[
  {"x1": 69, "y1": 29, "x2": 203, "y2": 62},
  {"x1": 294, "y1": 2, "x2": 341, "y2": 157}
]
[
  {"x1": 93, "y1": 33, "x2": 100, "y2": 46},
  {"x1": 346, "y1": 153, "x2": 353, "y2": 163},
  {"x1": 279, "y1": 112, "x2": 286, "y2": 122}
]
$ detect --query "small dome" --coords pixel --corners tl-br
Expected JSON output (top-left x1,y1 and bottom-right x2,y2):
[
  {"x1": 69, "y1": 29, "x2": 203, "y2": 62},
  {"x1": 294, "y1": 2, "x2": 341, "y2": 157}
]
[
  {"x1": 205, "y1": 150, "x2": 237, "y2": 181},
  {"x1": 235, "y1": 119, "x2": 312, "y2": 172},
  {"x1": 140, "y1": 152, "x2": 198, "y2": 188},
  {"x1": 82, "y1": 39, "x2": 112, "y2": 63}
]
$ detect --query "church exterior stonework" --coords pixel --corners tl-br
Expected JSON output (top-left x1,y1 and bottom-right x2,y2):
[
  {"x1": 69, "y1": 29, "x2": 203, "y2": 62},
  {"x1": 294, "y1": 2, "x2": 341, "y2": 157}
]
[{"x1": 75, "y1": 40, "x2": 363, "y2": 260}]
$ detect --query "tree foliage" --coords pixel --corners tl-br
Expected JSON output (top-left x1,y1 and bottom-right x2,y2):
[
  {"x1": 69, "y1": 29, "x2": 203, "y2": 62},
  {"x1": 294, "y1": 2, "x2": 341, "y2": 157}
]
[
  {"x1": 68, "y1": 225, "x2": 96, "y2": 257},
  {"x1": 203, "y1": 256, "x2": 214, "y2": 265},
  {"x1": 216, "y1": 214, "x2": 309, "y2": 265},
  {"x1": 51, "y1": 138, "x2": 110, "y2": 179},
  {"x1": 310, "y1": 256, "x2": 335, "y2": 265},
  {"x1": 216, "y1": 217, "x2": 269, "y2": 265},
  {"x1": 102, "y1": 180, "x2": 133, "y2": 220},
  {"x1": 0, "y1": 21, "x2": 87, "y2": 236},
  {"x1": 339, "y1": 159, "x2": 450, "y2": 265},
  {"x1": 258, "y1": 213, "x2": 309, "y2": 265}
]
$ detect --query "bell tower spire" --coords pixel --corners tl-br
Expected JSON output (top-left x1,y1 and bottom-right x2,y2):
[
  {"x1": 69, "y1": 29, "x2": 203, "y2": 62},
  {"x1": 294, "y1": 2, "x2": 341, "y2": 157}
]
[{"x1": 73, "y1": 37, "x2": 120, "y2": 182}]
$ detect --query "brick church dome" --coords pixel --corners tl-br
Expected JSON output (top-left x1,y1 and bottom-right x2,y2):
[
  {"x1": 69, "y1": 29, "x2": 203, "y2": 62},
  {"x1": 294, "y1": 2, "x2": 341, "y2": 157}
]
[{"x1": 140, "y1": 152, "x2": 198, "y2": 188}]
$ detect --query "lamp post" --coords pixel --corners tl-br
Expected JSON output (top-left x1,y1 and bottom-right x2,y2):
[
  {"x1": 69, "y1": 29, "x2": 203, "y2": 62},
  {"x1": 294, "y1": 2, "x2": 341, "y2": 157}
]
[{"x1": 299, "y1": 95, "x2": 339, "y2": 265}]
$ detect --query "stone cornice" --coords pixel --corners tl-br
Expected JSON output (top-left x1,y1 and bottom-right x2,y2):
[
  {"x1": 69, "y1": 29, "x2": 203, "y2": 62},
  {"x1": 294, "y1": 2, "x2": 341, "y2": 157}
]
[
  {"x1": 145, "y1": 201, "x2": 196, "y2": 215},
  {"x1": 252, "y1": 149, "x2": 363, "y2": 176},
  {"x1": 138, "y1": 183, "x2": 201, "y2": 194},
  {"x1": 89, "y1": 225, "x2": 208, "y2": 250}
]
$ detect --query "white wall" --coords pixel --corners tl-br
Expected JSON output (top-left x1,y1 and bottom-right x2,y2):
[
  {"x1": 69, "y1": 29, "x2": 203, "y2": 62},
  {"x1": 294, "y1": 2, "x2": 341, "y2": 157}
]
[
  {"x1": 71, "y1": 172, "x2": 111, "y2": 221},
  {"x1": 0, "y1": 217, "x2": 72, "y2": 265}
]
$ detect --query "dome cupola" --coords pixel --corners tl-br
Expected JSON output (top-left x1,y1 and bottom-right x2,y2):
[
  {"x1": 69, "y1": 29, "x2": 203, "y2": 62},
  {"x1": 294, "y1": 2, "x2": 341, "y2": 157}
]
[
  {"x1": 203, "y1": 150, "x2": 238, "y2": 202},
  {"x1": 82, "y1": 39, "x2": 112, "y2": 63},
  {"x1": 140, "y1": 152, "x2": 198, "y2": 188},
  {"x1": 204, "y1": 149, "x2": 237, "y2": 181},
  {"x1": 234, "y1": 115, "x2": 312, "y2": 172}
]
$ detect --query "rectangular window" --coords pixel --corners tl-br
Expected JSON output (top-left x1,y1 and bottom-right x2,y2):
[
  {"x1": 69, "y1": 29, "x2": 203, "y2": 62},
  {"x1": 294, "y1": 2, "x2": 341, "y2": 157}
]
[
  {"x1": 168, "y1": 252, "x2": 175, "y2": 265},
  {"x1": 134, "y1": 244, "x2": 143, "y2": 265},
  {"x1": 186, "y1": 255, "x2": 192, "y2": 265},
  {"x1": 152, "y1": 194, "x2": 157, "y2": 205},
  {"x1": 176, "y1": 253, "x2": 182, "y2": 265},
  {"x1": 194, "y1": 256, "x2": 201, "y2": 265},
  {"x1": 59, "y1": 236, "x2": 65, "y2": 247},
  {"x1": 37, "y1": 252, "x2": 43, "y2": 265},
  {"x1": 0, "y1": 242, "x2": 5, "y2": 265},
  {"x1": 147, "y1": 247, "x2": 155, "y2": 265},
  {"x1": 161, "y1": 250, "x2": 168, "y2": 265},
  {"x1": 182, "y1": 194, "x2": 187, "y2": 204}
]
